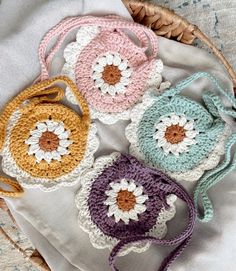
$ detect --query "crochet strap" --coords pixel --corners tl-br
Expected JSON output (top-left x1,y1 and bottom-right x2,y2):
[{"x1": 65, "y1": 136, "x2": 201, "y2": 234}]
[
  {"x1": 0, "y1": 177, "x2": 24, "y2": 198},
  {"x1": 0, "y1": 76, "x2": 90, "y2": 197},
  {"x1": 194, "y1": 133, "x2": 236, "y2": 222},
  {"x1": 160, "y1": 71, "x2": 236, "y2": 222},
  {"x1": 109, "y1": 167, "x2": 196, "y2": 271},
  {"x1": 37, "y1": 15, "x2": 158, "y2": 81}
]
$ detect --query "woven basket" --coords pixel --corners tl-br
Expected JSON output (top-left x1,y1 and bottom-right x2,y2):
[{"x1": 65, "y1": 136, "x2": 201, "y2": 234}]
[{"x1": 1, "y1": 1, "x2": 236, "y2": 270}]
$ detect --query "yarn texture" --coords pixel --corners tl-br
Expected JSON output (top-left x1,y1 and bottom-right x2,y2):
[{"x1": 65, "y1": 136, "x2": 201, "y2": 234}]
[
  {"x1": 75, "y1": 153, "x2": 196, "y2": 271},
  {"x1": 37, "y1": 15, "x2": 169, "y2": 124},
  {"x1": 0, "y1": 76, "x2": 99, "y2": 192},
  {"x1": 126, "y1": 72, "x2": 236, "y2": 222}
]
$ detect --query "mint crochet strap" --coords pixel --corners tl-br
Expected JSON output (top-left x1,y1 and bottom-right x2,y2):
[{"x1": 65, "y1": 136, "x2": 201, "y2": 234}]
[
  {"x1": 161, "y1": 71, "x2": 236, "y2": 222},
  {"x1": 37, "y1": 15, "x2": 158, "y2": 81},
  {"x1": 109, "y1": 166, "x2": 196, "y2": 271}
]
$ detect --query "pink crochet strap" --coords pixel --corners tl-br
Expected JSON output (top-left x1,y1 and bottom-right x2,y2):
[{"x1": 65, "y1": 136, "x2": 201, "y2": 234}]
[
  {"x1": 108, "y1": 168, "x2": 196, "y2": 271},
  {"x1": 37, "y1": 15, "x2": 158, "y2": 81}
]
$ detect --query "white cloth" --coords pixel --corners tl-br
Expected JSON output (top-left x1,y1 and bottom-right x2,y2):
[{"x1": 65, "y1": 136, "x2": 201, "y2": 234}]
[{"x1": 0, "y1": 0, "x2": 235, "y2": 271}]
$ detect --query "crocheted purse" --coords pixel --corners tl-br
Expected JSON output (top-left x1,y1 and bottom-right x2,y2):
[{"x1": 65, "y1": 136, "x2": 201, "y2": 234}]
[
  {"x1": 126, "y1": 71, "x2": 236, "y2": 222},
  {"x1": 37, "y1": 15, "x2": 169, "y2": 124},
  {"x1": 75, "y1": 153, "x2": 196, "y2": 271},
  {"x1": 0, "y1": 76, "x2": 99, "y2": 193}
]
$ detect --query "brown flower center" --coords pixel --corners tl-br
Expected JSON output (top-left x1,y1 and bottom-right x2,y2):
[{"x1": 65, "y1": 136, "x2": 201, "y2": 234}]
[
  {"x1": 116, "y1": 190, "x2": 136, "y2": 211},
  {"x1": 39, "y1": 131, "x2": 59, "y2": 152},
  {"x1": 165, "y1": 125, "x2": 186, "y2": 144},
  {"x1": 102, "y1": 65, "x2": 121, "y2": 85}
]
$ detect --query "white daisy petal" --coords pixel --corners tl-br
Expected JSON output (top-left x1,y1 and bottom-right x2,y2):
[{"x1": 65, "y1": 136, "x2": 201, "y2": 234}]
[
  {"x1": 108, "y1": 85, "x2": 116, "y2": 96},
  {"x1": 120, "y1": 179, "x2": 128, "y2": 189},
  {"x1": 105, "y1": 190, "x2": 117, "y2": 198},
  {"x1": 134, "y1": 204, "x2": 147, "y2": 214},
  {"x1": 120, "y1": 77, "x2": 129, "y2": 86},
  {"x1": 114, "y1": 82, "x2": 126, "y2": 93},
  {"x1": 113, "y1": 55, "x2": 122, "y2": 66},
  {"x1": 100, "y1": 83, "x2": 110, "y2": 94},
  {"x1": 54, "y1": 124, "x2": 65, "y2": 135},
  {"x1": 184, "y1": 121, "x2": 194, "y2": 131},
  {"x1": 118, "y1": 61, "x2": 128, "y2": 71},
  {"x1": 57, "y1": 146, "x2": 68, "y2": 155},
  {"x1": 120, "y1": 212, "x2": 130, "y2": 225},
  {"x1": 104, "y1": 197, "x2": 117, "y2": 205},
  {"x1": 98, "y1": 57, "x2": 107, "y2": 67},
  {"x1": 35, "y1": 150, "x2": 45, "y2": 162},
  {"x1": 163, "y1": 142, "x2": 172, "y2": 154},
  {"x1": 59, "y1": 139, "x2": 72, "y2": 148},
  {"x1": 25, "y1": 136, "x2": 39, "y2": 145},
  {"x1": 157, "y1": 137, "x2": 167, "y2": 147},
  {"x1": 177, "y1": 142, "x2": 188, "y2": 153},
  {"x1": 44, "y1": 152, "x2": 53, "y2": 164},
  {"x1": 28, "y1": 144, "x2": 40, "y2": 155},
  {"x1": 121, "y1": 69, "x2": 132, "y2": 78},
  {"x1": 128, "y1": 210, "x2": 139, "y2": 221},
  {"x1": 92, "y1": 72, "x2": 102, "y2": 80},
  {"x1": 51, "y1": 150, "x2": 61, "y2": 161},
  {"x1": 106, "y1": 54, "x2": 114, "y2": 65},
  {"x1": 108, "y1": 204, "x2": 119, "y2": 217},
  {"x1": 36, "y1": 123, "x2": 47, "y2": 132},
  {"x1": 110, "y1": 182, "x2": 122, "y2": 192},
  {"x1": 93, "y1": 64, "x2": 104, "y2": 72},
  {"x1": 127, "y1": 182, "x2": 136, "y2": 192},
  {"x1": 178, "y1": 116, "x2": 187, "y2": 126},
  {"x1": 170, "y1": 114, "x2": 180, "y2": 125},
  {"x1": 30, "y1": 130, "x2": 43, "y2": 137},
  {"x1": 58, "y1": 131, "x2": 70, "y2": 139},
  {"x1": 136, "y1": 195, "x2": 149, "y2": 204},
  {"x1": 186, "y1": 130, "x2": 198, "y2": 139},
  {"x1": 133, "y1": 186, "x2": 143, "y2": 196},
  {"x1": 160, "y1": 117, "x2": 172, "y2": 126},
  {"x1": 45, "y1": 120, "x2": 58, "y2": 132},
  {"x1": 153, "y1": 131, "x2": 165, "y2": 140},
  {"x1": 155, "y1": 123, "x2": 167, "y2": 131},
  {"x1": 183, "y1": 138, "x2": 196, "y2": 145},
  {"x1": 95, "y1": 78, "x2": 105, "y2": 88}
]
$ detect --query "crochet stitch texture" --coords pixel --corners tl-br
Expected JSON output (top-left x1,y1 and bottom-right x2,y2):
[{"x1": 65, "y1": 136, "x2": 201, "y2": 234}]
[
  {"x1": 126, "y1": 71, "x2": 236, "y2": 222},
  {"x1": 37, "y1": 15, "x2": 168, "y2": 124},
  {"x1": 76, "y1": 153, "x2": 196, "y2": 271},
  {"x1": 0, "y1": 76, "x2": 99, "y2": 192}
]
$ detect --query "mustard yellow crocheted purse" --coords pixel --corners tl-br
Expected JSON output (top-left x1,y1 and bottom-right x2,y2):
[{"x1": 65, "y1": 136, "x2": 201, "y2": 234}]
[{"x1": 0, "y1": 76, "x2": 98, "y2": 195}]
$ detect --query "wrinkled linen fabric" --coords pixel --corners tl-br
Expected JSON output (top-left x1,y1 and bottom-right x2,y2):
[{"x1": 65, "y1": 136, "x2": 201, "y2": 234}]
[{"x1": 0, "y1": 0, "x2": 235, "y2": 271}]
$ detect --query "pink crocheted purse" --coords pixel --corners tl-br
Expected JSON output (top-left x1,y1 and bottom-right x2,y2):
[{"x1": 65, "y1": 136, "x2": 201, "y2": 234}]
[{"x1": 37, "y1": 15, "x2": 167, "y2": 123}]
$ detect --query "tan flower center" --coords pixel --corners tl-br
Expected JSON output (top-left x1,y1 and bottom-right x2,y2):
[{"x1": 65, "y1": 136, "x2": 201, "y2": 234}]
[
  {"x1": 116, "y1": 190, "x2": 136, "y2": 211},
  {"x1": 102, "y1": 65, "x2": 121, "y2": 85},
  {"x1": 39, "y1": 131, "x2": 59, "y2": 152},
  {"x1": 165, "y1": 125, "x2": 186, "y2": 144}
]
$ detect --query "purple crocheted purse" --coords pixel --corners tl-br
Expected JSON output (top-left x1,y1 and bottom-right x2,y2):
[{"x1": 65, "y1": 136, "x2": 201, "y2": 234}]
[{"x1": 75, "y1": 153, "x2": 196, "y2": 271}]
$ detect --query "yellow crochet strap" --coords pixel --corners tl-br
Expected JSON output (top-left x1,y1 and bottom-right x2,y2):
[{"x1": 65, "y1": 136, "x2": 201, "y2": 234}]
[
  {"x1": 0, "y1": 177, "x2": 24, "y2": 198},
  {"x1": 0, "y1": 75, "x2": 90, "y2": 151}
]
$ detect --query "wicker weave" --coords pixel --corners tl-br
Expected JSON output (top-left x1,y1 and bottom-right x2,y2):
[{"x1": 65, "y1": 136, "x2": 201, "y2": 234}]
[{"x1": 1, "y1": 0, "x2": 236, "y2": 270}]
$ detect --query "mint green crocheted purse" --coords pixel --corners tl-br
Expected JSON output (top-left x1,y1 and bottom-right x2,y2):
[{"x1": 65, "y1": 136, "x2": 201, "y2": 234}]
[{"x1": 126, "y1": 72, "x2": 236, "y2": 222}]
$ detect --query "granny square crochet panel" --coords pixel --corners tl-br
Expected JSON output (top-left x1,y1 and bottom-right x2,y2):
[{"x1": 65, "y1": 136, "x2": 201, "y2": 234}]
[
  {"x1": 75, "y1": 153, "x2": 196, "y2": 271},
  {"x1": 37, "y1": 16, "x2": 169, "y2": 124},
  {"x1": 0, "y1": 76, "x2": 99, "y2": 191}
]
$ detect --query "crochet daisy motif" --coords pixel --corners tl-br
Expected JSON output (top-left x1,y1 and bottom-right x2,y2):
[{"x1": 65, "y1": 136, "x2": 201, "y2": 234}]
[
  {"x1": 75, "y1": 153, "x2": 177, "y2": 255},
  {"x1": 62, "y1": 25, "x2": 166, "y2": 124},
  {"x1": 104, "y1": 179, "x2": 149, "y2": 224},
  {"x1": 25, "y1": 120, "x2": 72, "y2": 163},
  {"x1": 154, "y1": 113, "x2": 198, "y2": 156}
]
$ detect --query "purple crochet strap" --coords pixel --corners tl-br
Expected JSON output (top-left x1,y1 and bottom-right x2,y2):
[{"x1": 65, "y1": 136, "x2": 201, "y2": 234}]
[
  {"x1": 109, "y1": 166, "x2": 196, "y2": 271},
  {"x1": 37, "y1": 15, "x2": 158, "y2": 81}
]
